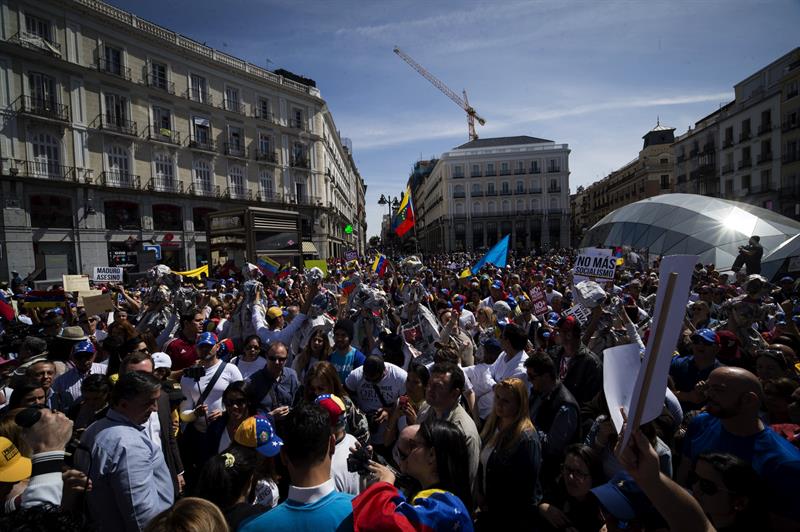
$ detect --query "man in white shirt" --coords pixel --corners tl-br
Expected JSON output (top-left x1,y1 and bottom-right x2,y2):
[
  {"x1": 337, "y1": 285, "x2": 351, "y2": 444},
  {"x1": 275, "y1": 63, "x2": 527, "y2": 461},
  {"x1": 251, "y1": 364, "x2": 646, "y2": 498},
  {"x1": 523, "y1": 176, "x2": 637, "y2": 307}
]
[
  {"x1": 491, "y1": 323, "x2": 529, "y2": 382},
  {"x1": 52, "y1": 341, "x2": 106, "y2": 402},
  {"x1": 544, "y1": 279, "x2": 563, "y2": 304}
]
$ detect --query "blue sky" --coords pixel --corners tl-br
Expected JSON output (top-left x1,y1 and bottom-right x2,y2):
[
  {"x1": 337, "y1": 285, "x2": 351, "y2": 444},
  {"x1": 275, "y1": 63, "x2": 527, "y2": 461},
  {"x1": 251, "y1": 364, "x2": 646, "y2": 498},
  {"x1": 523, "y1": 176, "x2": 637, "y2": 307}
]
[{"x1": 110, "y1": 0, "x2": 799, "y2": 238}]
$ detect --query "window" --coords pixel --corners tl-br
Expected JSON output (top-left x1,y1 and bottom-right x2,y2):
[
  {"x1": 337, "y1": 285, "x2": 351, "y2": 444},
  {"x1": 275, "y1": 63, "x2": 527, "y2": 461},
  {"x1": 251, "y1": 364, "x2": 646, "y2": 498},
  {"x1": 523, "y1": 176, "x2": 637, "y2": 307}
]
[
  {"x1": 472, "y1": 201, "x2": 482, "y2": 215},
  {"x1": 516, "y1": 161, "x2": 524, "y2": 174},
  {"x1": 761, "y1": 110, "x2": 772, "y2": 129},
  {"x1": 293, "y1": 108, "x2": 304, "y2": 129},
  {"x1": 30, "y1": 195, "x2": 72, "y2": 228},
  {"x1": 502, "y1": 200, "x2": 510, "y2": 213},
  {"x1": 516, "y1": 180, "x2": 524, "y2": 193},
  {"x1": 453, "y1": 165, "x2": 464, "y2": 178},
  {"x1": 660, "y1": 158, "x2": 668, "y2": 164},
  {"x1": 549, "y1": 178, "x2": 559, "y2": 192},
  {"x1": 31, "y1": 131, "x2": 60, "y2": 178},
  {"x1": 104, "y1": 93, "x2": 128, "y2": 125},
  {"x1": 473, "y1": 222, "x2": 484, "y2": 248},
  {"x1": 742, "y1": 174, "x2": 751, "y2": 190},
  {"x1": 107, "y1": 144, "x2": 131, "y2": 185},
  {"x1": 152, "y1": 204, "x2": 182, "y2": 231},
  {"x1": 193, "y1": 207, "x2": 216, "y2": 231},
  {"x1": 550, "y1": 197, "x2": 559, "y2": 210},
  {"x1": 501, "y1": 182, "x2": 510, "y2": 194},
  {"x1": 192, "y1": 116, "x2": 210, "y2": 145},
  {"x1": 257, "y1": 97, "x2": 271, "y2": 119},
  {"x1": 103, "y1": 45, "x2": 123, "y2": 76},
  {"x1": 104, "y1": 201, "x2": 140, "y2": 230},
  {"x1": 471, "y1": 164, "x2": 480, "y2": 177},
  {"x1": 453, "y1": 184, "x2": 465, "y2": 198},
  {"x1": 190, "y1": 74, "x2": 208, "y2": 103},
  {"x1": 25, "y1": 14, "x2": 51, "y2": 40},
  {"x1": 660, "y1": 174, "x2": 669, "y2": 189},
  {"x1": 471, "y1": 183, "x2": 481, "y2": 195},
  {"x1": 486, "y1": 163, "x2": 495, "y2": 176},
  {"x1": 225, "y1": 87, "x2": 240, "y2": 112},
  {"x1": 531, "y1": 198, "x2": 540, "y2": 211},
  {"x1": 548, "y1": 158, "x2": 561, "y2": 173},
  {"x1": 154, "y1": 152, "x2": 175, "y2": 191},
  {"x1": 227, "y1": 126, "x2": 244, "y2": 155},
  {"x1": 149, "y1": 61, "x2": 168, "y2": 90},
  {"x1": 292, "y1": 142, "x2": 307, "y2": 166},
  {"x1": 152, "y1": 106, "x2": 172, "y2": 139},
  {"x1": 229, "y1": 165, "x2": 245, "y2": 198},
  {"x1": 487, "y1": 201, "x2": 496, "y2": 214},
  {"x1": 28, "y1": 72, "x2": 56, "y2": 108},
  {"x1": 487, "y1": 183, "x2": 496, "y2": 194},
  {"x1": 500, "y1": 162, "x2": 509, "y2": 175},
  {"x1": 193, "y1": 159, "x2": 213, "y2": 195},
  {"x1": 741, "y1": 118, "x2": 751, "y2": 137},
  {"x1": 258, "y1": 133, "x2": 272, "y2": 157},
  {"x1": 531, "y1": 160, "x2": 540, "y2": 173},
  {"x1": 259, "y1": 170, "x2": 274, "y2": 200}
]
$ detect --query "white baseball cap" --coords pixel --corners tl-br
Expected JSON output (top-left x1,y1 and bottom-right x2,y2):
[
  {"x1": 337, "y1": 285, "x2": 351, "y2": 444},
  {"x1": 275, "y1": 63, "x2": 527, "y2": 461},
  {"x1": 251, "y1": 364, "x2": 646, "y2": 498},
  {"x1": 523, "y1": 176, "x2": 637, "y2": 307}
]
[{"x1": 151, "y1": 352, "x2": 172, "y2": 370}]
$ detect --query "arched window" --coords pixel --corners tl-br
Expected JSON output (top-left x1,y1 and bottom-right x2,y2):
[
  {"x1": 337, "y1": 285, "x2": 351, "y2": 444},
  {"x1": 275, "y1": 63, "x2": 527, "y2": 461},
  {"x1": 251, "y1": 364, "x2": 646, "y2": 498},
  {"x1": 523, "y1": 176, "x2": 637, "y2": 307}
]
[
  {"x1": 153, "y1": 204, "x2": 182, "y2": 231},
  {"x1": 31, "y1": 131, "x2": 60, "y2": 178},
  {"x1": 229, "y1": 165, "x2": 245, "y2": 199},
  {"x1": 105, "y1": 200, "x2": 140, "y2": 230},
  {"x1": 30, "y1": 194, "x2": 72, "y2": 228},
  {"x1": 531, "y1": 198, "x2": 541, "y2": 211},
  {"x1": 516, "y1": 199, "x2": 525, "y2": 213},
  {"x1": 193, "y1": 159, "x2": 212, "y2": 196},
  {"x1": 154, "y1": 152, "x2": 175, "y2": 192},
  {"x1": 487, "y1": 201, "x2": 496, "y2": 214},
  {"x1": 502, "y1": 200, "x2": 510, "y2": 213},
  {"x1": 107, "y1": 144, "x2": 131, "y2": 186},
  {"x1": 550, "y1": 196, "x2": 559, "y2": 210},
  {"x1": 455, "y1": 202, "x2": 464, "y2": 214},
  {"x1": 259, "y1": 169, "x2": 274, "y2": 200},
  {"x1": 471, "y1": 183, "x2": 481, "y2": 195},
  {"x1": 472, "y1": 201, "x2": 482, "y2": 215}
]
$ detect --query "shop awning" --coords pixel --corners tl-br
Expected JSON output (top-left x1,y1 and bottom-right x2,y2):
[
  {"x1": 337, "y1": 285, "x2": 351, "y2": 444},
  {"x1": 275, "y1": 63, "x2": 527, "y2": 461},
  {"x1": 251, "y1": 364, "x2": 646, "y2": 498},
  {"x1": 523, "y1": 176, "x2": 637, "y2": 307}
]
[{"x1": 302, "y1": 241, "x2": 318, "y2": 255}]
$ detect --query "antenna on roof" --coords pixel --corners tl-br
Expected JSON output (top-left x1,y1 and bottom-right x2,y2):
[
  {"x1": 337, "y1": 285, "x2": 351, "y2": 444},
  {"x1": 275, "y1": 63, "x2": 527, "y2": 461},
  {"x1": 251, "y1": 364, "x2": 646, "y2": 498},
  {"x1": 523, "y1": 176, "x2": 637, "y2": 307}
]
[{"x1": 656, "y1": 115, "x2": 660, "y2": 126}]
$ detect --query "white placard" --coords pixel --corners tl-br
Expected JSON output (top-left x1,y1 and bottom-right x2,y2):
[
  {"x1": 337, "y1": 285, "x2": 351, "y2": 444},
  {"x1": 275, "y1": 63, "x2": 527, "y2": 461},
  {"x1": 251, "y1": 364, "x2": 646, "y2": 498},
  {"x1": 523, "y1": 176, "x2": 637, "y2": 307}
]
[
  {"x1": 563, "y1": 303, "x2": 592, "y2": 326},
  {"x1": 62, "y1": 274, "x2": 90, "y2": 293},
  {"x1": 603, "y1": 343, "x2": 643, "y2": 433},
  {"x1": 573, "y1": 248, "x2": 617, "y2": 282},
  {"x1": 92, "y1": 267, "x2": 124, "y2": 282}
]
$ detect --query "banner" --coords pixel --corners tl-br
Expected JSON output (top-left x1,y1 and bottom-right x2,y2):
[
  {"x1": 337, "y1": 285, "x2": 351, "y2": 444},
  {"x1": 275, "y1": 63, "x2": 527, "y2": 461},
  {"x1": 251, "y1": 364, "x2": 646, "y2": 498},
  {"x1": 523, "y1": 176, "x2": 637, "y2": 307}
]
[
  {"x1": 92, "y1": 267, "x2": 123, "y2": 282},
  {"x1": 174, "y1": 265, "x2": 209, "y2": 278},
  {"x1": 62, "y1": 274, "x2": 90, "y2": 293},
  {"x1": 573, "y1": 248, "x2": 616, "y2": 284}
]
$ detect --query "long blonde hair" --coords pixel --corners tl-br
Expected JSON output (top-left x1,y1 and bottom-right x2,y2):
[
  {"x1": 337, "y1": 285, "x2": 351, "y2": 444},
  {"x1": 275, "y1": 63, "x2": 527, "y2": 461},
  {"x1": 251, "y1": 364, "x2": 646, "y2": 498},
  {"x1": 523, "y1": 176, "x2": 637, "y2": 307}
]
[
  {"x1": 480, "y1": 378, "x2": 533, "y2": 450},
  {"x1": 145, "y1": 497, "x2": 229, "y2": 532}
]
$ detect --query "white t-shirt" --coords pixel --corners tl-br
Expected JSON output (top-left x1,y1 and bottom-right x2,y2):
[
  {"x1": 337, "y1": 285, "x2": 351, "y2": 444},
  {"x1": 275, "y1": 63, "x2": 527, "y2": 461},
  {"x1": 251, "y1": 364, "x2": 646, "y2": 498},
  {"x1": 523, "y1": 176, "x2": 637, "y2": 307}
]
[
  {"x1": 345, "y1": 363, "x2": 407, "y2": 443},
  {"x1": 230, "y1": 356, "x2": 267, "y2": 380},
  {"x1": 462, "y1": 363, "x2": 496, "y2": 420},
  {"x1": 180, "y1": 360, "x2": 243, "y2": 432},
  {"x1": 545, "y1": 289, "x2": 563, "y2": 304},
  {"x1": 331, "y1": 433, "x2": 360, "y2": 495},
  {"x1": 490, "y1": 350, "x2": 528, "y2": 382},
  {"x1": 458, "y1": 308, "x2": 477, "y2": 333}
]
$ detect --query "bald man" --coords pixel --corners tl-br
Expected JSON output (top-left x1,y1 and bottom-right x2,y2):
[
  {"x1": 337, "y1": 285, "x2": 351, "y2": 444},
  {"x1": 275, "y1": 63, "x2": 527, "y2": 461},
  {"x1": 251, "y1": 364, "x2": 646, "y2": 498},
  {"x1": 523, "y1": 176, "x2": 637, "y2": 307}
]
[
  {"x1": 393, "y1": 424, "x2": 420, "y2": 474},
  {"x1": 678, "y1": 367, "x2": 800, "y2": 524}
]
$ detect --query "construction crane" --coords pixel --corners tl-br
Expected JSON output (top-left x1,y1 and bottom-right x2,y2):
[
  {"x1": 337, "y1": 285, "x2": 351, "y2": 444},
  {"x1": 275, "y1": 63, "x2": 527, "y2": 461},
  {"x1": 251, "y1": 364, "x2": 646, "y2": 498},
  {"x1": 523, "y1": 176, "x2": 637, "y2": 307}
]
[{"x1": 393, "y1": 46, "x2": 486, "y2": 142}]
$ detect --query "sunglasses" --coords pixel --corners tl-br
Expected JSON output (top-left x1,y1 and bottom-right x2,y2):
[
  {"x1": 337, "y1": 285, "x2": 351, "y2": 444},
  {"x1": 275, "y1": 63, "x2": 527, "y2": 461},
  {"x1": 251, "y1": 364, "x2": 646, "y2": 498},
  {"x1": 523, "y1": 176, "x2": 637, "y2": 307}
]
[
  {"x1": 268, "y1": 356, "x2": 287, "y2": 363},
  {"x1": 224, "y1": 397, "x2": 248, "y2": 408}
]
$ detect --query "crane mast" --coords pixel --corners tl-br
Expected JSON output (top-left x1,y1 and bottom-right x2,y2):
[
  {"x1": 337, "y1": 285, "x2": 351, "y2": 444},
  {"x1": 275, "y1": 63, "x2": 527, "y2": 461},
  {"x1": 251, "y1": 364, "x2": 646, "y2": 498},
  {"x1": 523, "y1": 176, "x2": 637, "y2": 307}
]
[{"x1": 393, "y1": 46, "x2": 486, "y2": 141}]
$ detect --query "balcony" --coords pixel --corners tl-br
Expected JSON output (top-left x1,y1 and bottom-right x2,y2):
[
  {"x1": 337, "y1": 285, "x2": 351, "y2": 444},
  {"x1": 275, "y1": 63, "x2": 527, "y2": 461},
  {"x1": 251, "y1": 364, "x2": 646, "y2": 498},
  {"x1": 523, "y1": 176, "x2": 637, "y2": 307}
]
[
  {"x1": 288, "y1": 118, "x2": 306, "y2": 130},
  {"x1": 702, "y1": 143, "x2": 715, "y2": 153},
  {"x1": 500, "y1": 189, "x2": 513, "y2": 196},
  {"x1": 186, "y1": 136, "x2": 217, "y2": 153},
  {"x1": 547, "y1": 209, "x2": 564, "y2": 215},
  {"x1": 186, "y1": 88, "x2": 213, "y2": 106},
  {"x1": 783, "y1": 152, "x2": 800, "y2": 165},
  {"x1": 471, "y1": 190, "x2": 484, "y2": 197},
  {"x1": 739, "y1": 132, "x2": 751, "y2": 143},
  {"x1": 453, "y1": 214, "x2": 467, "y2": 220},
  {"x1": 548, "y1": 186, "x2": 562, "y2": 193},
  {"x1": 144, "y1": 73, "x2": 175, "y2": 94},
  {"x1": 8, "y1": 31, "x2": 61, "y2": 56},
  {"x1": 514, "y1": 168, "x2": 526, "y2": 175},
  {"x1": 96, "y1": 57, "x2": 131, "y2": 81},
  {"x1": 14, "y1": 95, "x2": 70, "y2": 123},
  {"x1": 750, "y1": 183, "x2": 777, "y2": 195},
  {"x1": 547, "y1": 167, "x2": 561, "y2": 173},
  {"x1": 144, "y1": 125, "x2": 181, "y2": 145},
  {"x1": 147, "y1": 177, "x2": 182, "y2": 194},
  {"x1": 254, "y1": 107, "x2": 276, "y2": 122},
  {"x1": 757, "y1": 123, "x2": 773, "y2": 136},
  {"x1": 757, "y1": 152, "x2": 773, "y2": 165},
  {"x1": 722, "y1": 164, "x2": 734, "y2": 174},
  {"x1": 530, "y1": 187, "x2": 542, "y2": 194},
  {"x1": 453, "y1": 173, "x2": 465, "y2": 179},
  {"x1": 98, "y1": 171, "x2": 140, "y2": 189},
  {"x1": 256, "y1": 191, "x2": 282, "y2": 202},
  {"x1": 453, "y1": 191, "x2": 466, "y2": 198},
  {"x1": 290, "y1": 157, "x2": 310, "y2": 169},
  {"x1": 723, "y1": 138, "x2": 734, "y2": 149},
  {"x1": 224, "y1": 186, "x2": 250, "y2": 200},
  {"x1": 224, "y1": 142, "x2": 247, "y2": 158},
  {"x1": 470, "y1": 171, "x2": 482, "y2": 178},
  {"x1": 738, "y1": 158, "x2": 752, "y2": 169},
  {"x1": 92, "y1": 114, "x2": 138, "y2": 137},
  {"x1": 289, "y1": 195, "x2": 322, "y2": 206},
  {"x1": 17, "y1": 160, "x2": 77, "y2": 181},
  {"x1": 485, "y1": 170, "x2": 496, "y2": 176},
  {"x1": 783, "y1": 120, "x2": 799, "y2": 133},
  {"x1": 255, "y1": 150, "x2": 279, "y2": 164},
  {"x1": 485, "y1": 190, "x2": 497, "y2": 196},
  {"x1": 223, "y1": 99, "x2": 246, "y2": 115},
  {"x1": 514, "y1": 189, "x2": 527, "y2": 195},
  {"x1": 530, "y1": 166, "x2": 541, "y2": 174},
  {"x1": 499, "y1": 169, "x2": 511, "y2": 176},
  {"x1": 187, "y1": 183, "x2": 220, "y2": 197}
]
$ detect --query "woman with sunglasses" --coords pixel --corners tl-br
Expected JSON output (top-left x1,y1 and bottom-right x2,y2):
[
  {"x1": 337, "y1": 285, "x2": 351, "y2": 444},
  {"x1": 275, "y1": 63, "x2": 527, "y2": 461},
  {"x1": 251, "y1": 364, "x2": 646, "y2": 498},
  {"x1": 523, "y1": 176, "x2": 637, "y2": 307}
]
[
  {"x1": 689, "y1": 452, "x2": 766, "y2": 531},
  {"x1": 229, "y1": 335, "x2": 267, "y2": 379},
  {"x1": 201, "y1": 381, "x2": 256, "y2": 464},
  {"x1": 476, "y1": 377, "x2": 542, "y2": 530},
  {"x1": 537, "y1": 444, "x2": 603, "y2": 532},
  {"x1": 353, "y1": 419, "x2": 474, "y2": 532}
]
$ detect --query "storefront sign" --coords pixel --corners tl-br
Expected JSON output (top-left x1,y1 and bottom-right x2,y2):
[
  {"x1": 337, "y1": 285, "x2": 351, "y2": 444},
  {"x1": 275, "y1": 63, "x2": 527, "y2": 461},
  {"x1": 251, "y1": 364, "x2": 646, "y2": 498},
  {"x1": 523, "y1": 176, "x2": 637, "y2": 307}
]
[
  {"x1": 92, "y1": 267, "x2": 123, "y2": 282},
  {"x1": 210, "y1": 215, "x2": 243, "y2": 231},
  {"x1": 161, "y1": 232, "x2": 181, "y2": 248}
]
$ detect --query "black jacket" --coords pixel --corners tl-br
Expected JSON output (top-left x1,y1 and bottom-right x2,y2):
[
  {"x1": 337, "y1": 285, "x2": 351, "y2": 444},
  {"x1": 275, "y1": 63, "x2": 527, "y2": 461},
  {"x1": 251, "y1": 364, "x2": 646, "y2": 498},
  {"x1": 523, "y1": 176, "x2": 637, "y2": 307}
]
[
  {"x1": 480, "y1": 428, "x2": 542, "y2": 527},
  {"x1": 158, "y1": 391, "x2": 184, "y2": 496},
  {"x1": 553, "y1": 345, "x2": 602, "y2": 406}
]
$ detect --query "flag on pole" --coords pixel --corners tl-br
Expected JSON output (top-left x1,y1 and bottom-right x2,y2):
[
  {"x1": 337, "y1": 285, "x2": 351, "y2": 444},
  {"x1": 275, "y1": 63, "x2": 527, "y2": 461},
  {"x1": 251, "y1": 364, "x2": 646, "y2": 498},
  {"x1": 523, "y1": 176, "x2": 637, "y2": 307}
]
[
  {"x1": 470, "y1": 234, "x2": 510, "y2": 274},
  {"x1": 257, "y1": 257, "x2": 280, "y2": 277},
  {"x1": 371, "y1": 254, "x2": 388, "y2": 276},
  {"x1": 393, "y1": 186, "x2": 415, "y2": 237}
]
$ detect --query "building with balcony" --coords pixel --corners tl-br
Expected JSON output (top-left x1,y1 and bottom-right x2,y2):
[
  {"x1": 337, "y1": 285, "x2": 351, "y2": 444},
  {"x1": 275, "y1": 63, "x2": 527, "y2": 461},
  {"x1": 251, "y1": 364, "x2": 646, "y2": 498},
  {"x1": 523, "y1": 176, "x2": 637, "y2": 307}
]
[
  {"x1": 414, "y1": 136, "x2": 571, "y2": 253},
  {"x1": 572, "y1": 122, "x2": 676, "y2": 232},
  {"x1": 780, "y1": 50, "x2": 800, "y2": 220},
  {"x1": 0, "y1": 0, "x2": 366, "y2": 280},
  {"x1": 673, "y1": 106, "x2": 726, "y2": 198}
]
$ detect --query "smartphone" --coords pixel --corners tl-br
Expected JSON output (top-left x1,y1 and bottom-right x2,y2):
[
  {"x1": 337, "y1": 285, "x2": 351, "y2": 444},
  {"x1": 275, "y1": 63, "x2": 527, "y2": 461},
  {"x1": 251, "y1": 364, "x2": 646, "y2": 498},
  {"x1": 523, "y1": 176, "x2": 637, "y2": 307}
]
[{"x1": 399, "y1": 395, "x2": 409, "y2": 408}]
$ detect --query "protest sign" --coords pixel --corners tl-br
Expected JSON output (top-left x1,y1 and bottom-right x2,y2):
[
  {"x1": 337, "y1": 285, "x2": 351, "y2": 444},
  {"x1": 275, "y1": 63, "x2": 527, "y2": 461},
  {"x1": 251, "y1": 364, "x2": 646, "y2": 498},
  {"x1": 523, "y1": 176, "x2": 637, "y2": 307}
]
[
  {"x1": 62, "y1": 274, "x2": 90, "y2": 293},
  {"x1": 573, "y1": 248, "x2": 616, "y2": 283},
  {"x1": 603, "y1": 343, "x2": 643, "y2": 434},
  {"x1": 344, "y1": 250, "x2": 358, "y2": 262},
  {"x1": 563, "y1": 303, "x2": 592, "y2": 326},
  {"x1": 82, "y1": 293, "x2": 115, "y2": 316},
  {"x1": 77, "y1": 289, "x2": 102, "y2": 307},
  {"x1": 530, "y1": 286, "x2": 548, "y2": 316},
  {"x1": 92, "y1": 267, "x2": 123, "y2": 282}
]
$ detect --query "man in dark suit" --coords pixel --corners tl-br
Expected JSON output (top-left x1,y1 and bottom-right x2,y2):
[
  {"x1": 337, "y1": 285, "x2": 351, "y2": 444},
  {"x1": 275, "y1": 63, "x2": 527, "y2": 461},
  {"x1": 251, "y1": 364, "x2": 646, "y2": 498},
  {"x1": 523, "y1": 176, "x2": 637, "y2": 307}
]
[{"x1": 118, "y1": 352, "x2": 185, "y2": 496}]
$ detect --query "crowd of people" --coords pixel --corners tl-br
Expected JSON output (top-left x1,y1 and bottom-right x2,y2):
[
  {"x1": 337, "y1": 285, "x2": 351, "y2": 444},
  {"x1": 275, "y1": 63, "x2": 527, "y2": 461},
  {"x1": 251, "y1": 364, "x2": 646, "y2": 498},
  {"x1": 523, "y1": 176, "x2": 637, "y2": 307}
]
[{"x1": 0, "y1": 247, "x2": 798, "y2": 531}]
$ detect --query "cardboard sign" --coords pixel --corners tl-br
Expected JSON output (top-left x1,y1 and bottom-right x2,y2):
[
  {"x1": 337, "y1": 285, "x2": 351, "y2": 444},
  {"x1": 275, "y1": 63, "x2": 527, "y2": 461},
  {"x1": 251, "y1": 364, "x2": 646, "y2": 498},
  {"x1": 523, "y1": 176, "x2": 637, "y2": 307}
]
[
  {"x1": 530, "y1": 286, "x2": 548, "y2": 316},
  {"x1": 563, "y1": 303, "x2": 592, "y2": 326},
  {"x1": 77, "y1": 289, "x2": 102, "y2": 307},
  {"x1": 92, "y1": 267, "x2": 123, "y2": 282},
  {"x1": 574, "y1": 248, "x2": 617, "y2": 282},
  {"x1": 62, "y1": 274, "x2": 90, "y2": 293},
  {"x1": 82, "y1": 293, "x2": 115, "y2": 316}
]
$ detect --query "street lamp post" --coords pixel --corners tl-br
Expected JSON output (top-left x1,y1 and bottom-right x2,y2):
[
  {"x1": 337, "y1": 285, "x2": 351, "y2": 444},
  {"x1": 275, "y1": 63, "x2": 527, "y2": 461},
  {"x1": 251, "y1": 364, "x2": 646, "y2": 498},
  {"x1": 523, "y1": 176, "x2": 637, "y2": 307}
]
[{"x1": 378, "y1": 194, "x2": 400, "y2": 255}]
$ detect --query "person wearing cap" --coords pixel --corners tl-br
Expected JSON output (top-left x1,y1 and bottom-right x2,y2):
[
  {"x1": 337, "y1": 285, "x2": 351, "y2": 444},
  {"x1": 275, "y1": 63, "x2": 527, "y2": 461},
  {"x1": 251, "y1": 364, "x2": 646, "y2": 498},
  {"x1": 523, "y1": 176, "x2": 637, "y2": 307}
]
[
  {"x1": 544, "y1": 279, "x2": 563, "y2": 305},
  {"x1": 78, "y1": 371, "x2": 174, "y2": 531},
  {"x1": 150, "y1": 352, "x2": 173, "y2": 381},
  {"x1": 246, "y1": 342, "x2": 299, "y2": 420},
  {"x1": 330, "y1": 318, "x2": 366, "y2": 383},
  {"x1": 0, "y1": 436, "x2": 31, "y2": 503},
  {"x1": 316, "y1": 393, "x2": 360, "y2": 495},
  {"x1": 52, "y1": 340, "x2": 105, "y2": 402},
  {"x1": 670, "y1": 328, "x2": 724, "y2": 411},
  {"x1": 252, "y1": 283, "x2": 317, "y2": 355},
  {"x1": 479, "y1": 280, "x2": 506, "y2": 310},
  {"x1": 239, "y1": 404, "x2": 355, "y2": 532}
]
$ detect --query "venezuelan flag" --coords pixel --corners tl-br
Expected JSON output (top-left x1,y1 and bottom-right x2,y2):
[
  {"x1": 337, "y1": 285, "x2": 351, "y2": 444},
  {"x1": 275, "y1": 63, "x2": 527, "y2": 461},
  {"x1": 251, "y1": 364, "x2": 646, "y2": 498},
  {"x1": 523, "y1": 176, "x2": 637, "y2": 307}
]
[
  {"x1": 276, "y1": 263, "x2": 292, "y2": 280},
  {"x1": 341, "y1": 276, "x2": 357, "y2": 295},
  {"x1": 371, "y1": 254, "x2": 388, "y2": 276},
  {"x1": 392, "y1": 186, "x2": 415, "y2": 237},
  {"x1": 257, "y1": 257, "x2": 280, "y2": 277}
]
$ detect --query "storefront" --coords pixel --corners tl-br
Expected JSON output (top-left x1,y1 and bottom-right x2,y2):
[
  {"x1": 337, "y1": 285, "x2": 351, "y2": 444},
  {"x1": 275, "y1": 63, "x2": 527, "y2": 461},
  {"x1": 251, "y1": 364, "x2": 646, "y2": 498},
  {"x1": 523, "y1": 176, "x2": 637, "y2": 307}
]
[{"x1": 208, "y1": 207, "x2": 302, "y2": 267}]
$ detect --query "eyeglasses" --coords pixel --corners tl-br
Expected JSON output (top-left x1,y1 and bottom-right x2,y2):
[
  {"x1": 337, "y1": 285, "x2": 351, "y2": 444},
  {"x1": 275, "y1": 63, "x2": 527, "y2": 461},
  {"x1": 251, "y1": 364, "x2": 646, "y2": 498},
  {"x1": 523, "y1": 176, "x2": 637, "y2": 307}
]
[
  {"x1": 562, "y1": 465, "x2": 589, "y2": 481},
  {"x1": 397, "y1": 439, "x2": 422, "y2": 461},
  {"x1": 689, "y1": 471, "x2": 729, "y2": 496},
  {"x1": 268, "y1": 356, "x2": 287, "y2": 363}
]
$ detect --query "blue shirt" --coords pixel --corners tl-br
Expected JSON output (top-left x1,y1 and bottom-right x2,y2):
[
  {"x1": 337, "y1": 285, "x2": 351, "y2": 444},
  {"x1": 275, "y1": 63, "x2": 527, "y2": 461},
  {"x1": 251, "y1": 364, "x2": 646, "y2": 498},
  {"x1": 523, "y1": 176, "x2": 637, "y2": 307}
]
[
  {"x1": 330, "y1": 347, "x2": 366, "y2": 383},
  {"x1": 683, "y1": 412, "x2": 800, "y2": 519},
  {"x1": 240, "y1": 478, "x2": 354, "y2": 532},
  {"x1": 78, "y1": 409, "x2": 175, "y2": 531},
  {"x1": 668, "y1": 356, "x2": 722, "y2": 409}
]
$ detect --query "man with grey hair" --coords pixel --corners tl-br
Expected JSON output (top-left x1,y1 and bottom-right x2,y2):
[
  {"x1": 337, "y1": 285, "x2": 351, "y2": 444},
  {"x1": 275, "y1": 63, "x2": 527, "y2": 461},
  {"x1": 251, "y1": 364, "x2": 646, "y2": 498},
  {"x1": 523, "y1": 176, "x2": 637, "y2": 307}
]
[
  {"x1": 78, "y1": 371, "x2": 174, "y2": 531},
  {"x1": 247, "y1": 341, "x2": 299, "y2": 420}
]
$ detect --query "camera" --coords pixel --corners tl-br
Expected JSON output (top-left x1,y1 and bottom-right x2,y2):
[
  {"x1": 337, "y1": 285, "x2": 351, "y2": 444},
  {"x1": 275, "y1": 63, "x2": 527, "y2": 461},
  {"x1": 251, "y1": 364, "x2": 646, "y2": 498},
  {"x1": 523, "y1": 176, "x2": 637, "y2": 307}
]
[
  {"x1": 183, "y1": 365, "x2": 205, "y2": 381},
  {"x1": 347, "y1": 445, "x2": 372, "y2": 475}
]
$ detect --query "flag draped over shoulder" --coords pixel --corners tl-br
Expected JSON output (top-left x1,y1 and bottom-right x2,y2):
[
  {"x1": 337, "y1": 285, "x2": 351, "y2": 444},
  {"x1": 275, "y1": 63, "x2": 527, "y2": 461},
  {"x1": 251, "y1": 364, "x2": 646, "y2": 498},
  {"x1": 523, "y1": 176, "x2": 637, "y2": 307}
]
[
  {"x1": 393, "y1": 187, "x2": 415, "y2": 237},
  {"x1": 471, "y1": 234, "x2": 510, "y2": 274}
]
